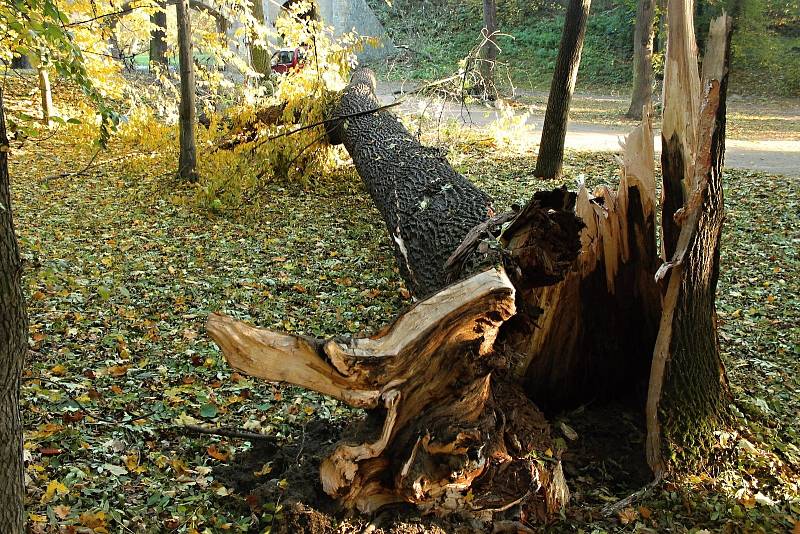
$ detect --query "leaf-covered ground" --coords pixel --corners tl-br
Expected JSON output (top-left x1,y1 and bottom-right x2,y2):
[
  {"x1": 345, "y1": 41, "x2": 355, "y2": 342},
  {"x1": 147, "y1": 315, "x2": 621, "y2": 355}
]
[{"x1": 8, "y1": 96, "x2": 800, "y2": 532}]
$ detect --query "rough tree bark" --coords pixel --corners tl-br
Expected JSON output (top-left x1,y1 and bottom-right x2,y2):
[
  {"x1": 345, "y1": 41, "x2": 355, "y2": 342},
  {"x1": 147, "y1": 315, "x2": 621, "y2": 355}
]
[
  {"x1": 206, "y1": 4, "x2": 733, "y2": 520},
  {"x1": 0, "y1": 88, "x2": 27, "y2": 534},
  {"x1": 646, "y1": 11, "x2": 732, "y2": 475},
  {"x1": 150, "y1": 0, "x2": 169, "y2": 69},
  {"x1": 626, "y1": 0, "x2": 656, "y2": 119},
  {"x1": 479, "y1": 0, "x2": 499, "y2": 101},
  {"x1": 533, "y1": 0, "x2": 591, "y2": 180},
  {"x1": 176, "y1": 0, "x2": 198, "y2": 182}
]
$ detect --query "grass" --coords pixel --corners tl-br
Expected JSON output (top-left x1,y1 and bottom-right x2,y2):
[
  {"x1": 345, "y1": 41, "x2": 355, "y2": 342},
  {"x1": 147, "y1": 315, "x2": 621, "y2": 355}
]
[{"x1": 10, "y1": 109, "x2": 799, "y2": 531}]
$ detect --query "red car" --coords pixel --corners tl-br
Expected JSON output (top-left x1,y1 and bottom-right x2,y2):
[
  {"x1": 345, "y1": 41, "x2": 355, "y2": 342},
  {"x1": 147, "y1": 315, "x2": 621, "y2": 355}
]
[{"x1": 271, "y1": 48, "x2": 304, "y2": 74}]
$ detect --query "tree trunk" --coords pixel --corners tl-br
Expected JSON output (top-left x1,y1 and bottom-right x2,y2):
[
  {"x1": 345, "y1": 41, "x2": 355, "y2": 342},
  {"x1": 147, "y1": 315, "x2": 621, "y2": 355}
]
[
  {"x1": 625, "y1": 0, "x2": 656, "y2": 119},
  {"x1": 176, "y1": 0, "x2": 198, "y2": 182},
  {"x1": 646, "y1": 11, "x2": 732, "y2": 475},
  {"x1": 533, "y1": 0, "x2": 591, "y2": 179},
  {"x1": 0, "y1": 87, "x2": 27, "y2": 534},
  {"x1": 479, "y1": 0, "x2": 499, "y2": 101},
  {"x1": 206, "y1": 7, "x2": 733, "y2": 519},
  {"x1": 211, "y1": 69, "x2": 585, "y2": 515},
  {"x1": 38, "y1": 67, "x2": 54, "y2": 125},
  {"x1": 150, "y1": 0, "x2": 169, "y2": 69},
  {"x1": 249, "y1": 0, "x2": 270, "y2": 75}
]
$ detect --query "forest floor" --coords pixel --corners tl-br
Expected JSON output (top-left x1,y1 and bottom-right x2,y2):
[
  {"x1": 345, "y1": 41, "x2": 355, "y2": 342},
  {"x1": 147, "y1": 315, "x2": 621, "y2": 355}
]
[{"x1": 6, "y1": 75, "x2": 800, "y2": 532}]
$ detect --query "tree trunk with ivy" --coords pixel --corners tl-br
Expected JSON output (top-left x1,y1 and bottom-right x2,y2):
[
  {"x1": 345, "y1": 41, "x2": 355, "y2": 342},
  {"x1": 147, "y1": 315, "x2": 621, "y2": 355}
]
[
  {"x1": 533, "y1": 0, "x2": 591, "y2": 180},
  {"x1": 0, "y1": 87, "x2": 28, "y2": 534},
  {"x1": 249, "y1": 0, "x2": 270, "y2": 75},
  {"x1": 207, "y1": 4, "x2": 733, "y2": 519}
]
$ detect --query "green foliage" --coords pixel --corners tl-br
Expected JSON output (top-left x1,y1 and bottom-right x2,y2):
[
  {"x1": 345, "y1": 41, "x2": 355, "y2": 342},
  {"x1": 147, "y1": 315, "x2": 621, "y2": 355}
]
[
  {"x1": 724, "y1": 0, "x2": 800, "y2": 95},
  {"x1": 371, "y1": 0, "x2": 636, "y2": 89}
]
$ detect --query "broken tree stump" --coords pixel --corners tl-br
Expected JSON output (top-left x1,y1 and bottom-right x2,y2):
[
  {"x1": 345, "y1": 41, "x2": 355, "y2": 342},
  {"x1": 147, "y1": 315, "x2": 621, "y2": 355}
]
[{"x1": 206, "y1": 7, "x2": 734, "y2": 517}]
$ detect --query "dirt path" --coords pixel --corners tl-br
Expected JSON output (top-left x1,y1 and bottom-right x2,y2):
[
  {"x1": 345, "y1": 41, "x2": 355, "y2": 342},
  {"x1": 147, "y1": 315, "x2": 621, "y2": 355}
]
[{"x1": 377, "y1": 81, "x2": 800, "y2": 177}]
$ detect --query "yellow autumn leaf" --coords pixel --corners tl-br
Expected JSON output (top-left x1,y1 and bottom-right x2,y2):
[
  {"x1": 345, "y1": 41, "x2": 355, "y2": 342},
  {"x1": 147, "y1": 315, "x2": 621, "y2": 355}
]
[
  {"x1": 29, "y1": 513, "x2": 47, "y2": 523},
  {"x1": 79, "y1": 510, "x2": 107, "y2": 529},
  {"x1": 41, "y1": 479, "x2": 69, "y2": 504}
]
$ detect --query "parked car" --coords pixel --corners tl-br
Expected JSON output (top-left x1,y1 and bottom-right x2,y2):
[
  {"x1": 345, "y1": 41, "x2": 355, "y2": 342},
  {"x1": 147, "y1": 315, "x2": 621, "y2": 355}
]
[{"x1": 271, "y1": 48, "x2": 305, "y2": 74}]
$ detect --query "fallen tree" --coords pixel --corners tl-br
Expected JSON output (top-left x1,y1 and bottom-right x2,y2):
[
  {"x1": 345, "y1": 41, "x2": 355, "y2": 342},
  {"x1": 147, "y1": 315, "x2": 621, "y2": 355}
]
[{"x1": 206, "y1": 2, "x2": 733, "y2": 521}]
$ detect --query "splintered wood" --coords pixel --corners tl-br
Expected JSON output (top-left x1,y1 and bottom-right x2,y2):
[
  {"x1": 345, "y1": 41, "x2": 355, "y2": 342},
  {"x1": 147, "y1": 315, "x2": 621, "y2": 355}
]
[{"x1": 208, "y1": 269, "x2": 567, "y2": 514}]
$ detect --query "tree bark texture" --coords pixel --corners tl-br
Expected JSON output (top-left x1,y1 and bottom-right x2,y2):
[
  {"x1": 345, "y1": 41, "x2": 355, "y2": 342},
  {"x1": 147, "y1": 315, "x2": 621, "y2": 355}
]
[
  {"x1": 150, "y1": 0, "x2": 169, "y2": 68},
  {"x1": 479, "y1": 0, "x2": 499, "y2": 101},
  {"x1": 646, "y1": 12, "x2": 732, "y2": 475},
  {"x1": 176, "y1": 0, "x2": 199, "y2": 182},
  {"x1": 626, "y1": 0, "x2": 656, "y2": 119},
  {"x1": 533, "y1": 0, "x2": 591, "y2": 180},
  {"x1": 328, "y1": 70, "x2": 497, "y2": 299},
  {"x1": 0, "y1": 88, "x2": 27, "y2": 534}
]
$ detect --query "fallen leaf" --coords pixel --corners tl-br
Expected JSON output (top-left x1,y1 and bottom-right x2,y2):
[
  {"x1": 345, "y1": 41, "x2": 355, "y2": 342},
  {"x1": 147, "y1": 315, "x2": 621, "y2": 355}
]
[
  {"x1": 41, "y1": 479, "x2": 68, "y2": 504},
  {"x1": 207, "y1": 444, "x2": 229, "y2": 461},
  {"x1": 618, "y1": 507, "x2": 638, "y2": 525},
  {"x1": 106, "y1": 364, "x2": 129, "y2": 377}
]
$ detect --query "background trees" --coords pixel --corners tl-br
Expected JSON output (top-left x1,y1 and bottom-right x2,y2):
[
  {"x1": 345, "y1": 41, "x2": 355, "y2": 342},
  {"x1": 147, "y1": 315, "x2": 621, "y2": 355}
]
[{"x1": 533, "y1": 0, "x2": 591, "y2": 179}]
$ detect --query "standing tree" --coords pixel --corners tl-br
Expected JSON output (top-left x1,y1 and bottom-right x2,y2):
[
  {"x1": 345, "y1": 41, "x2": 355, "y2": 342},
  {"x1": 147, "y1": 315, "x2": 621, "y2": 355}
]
[
  {"x1": 207, "y1": 4, "x2": 734, "y2": 517},
  {"x1": 626, "y1": 0, "x2": 657, "y2": 119},
  {"x1": 150, "y1": 0, "x2": 169, "y2": 69},
  {"x1": 37, "y1": 64, "x2": 54, "y2": 125},
  {"x1": 479, "y1": 0, "x2": 499, "y2": 101},
  {"x1": 533, "y1": 0, "x2": 591, "y2": 179},
  {"x1": 0, "y1": 87, "x2": 28, "y2": 534},
  {"x1": 176, "y1": 0, "x2": 198, "y2": 182},
  {"x1": 249, "y1": 0, "x2": 270, "y2": 75}
]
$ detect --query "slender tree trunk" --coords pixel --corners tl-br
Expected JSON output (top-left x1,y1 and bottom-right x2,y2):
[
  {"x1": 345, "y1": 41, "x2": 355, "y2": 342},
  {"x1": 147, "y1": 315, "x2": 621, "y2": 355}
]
[
  {"x1": 176, "y1": 0, "x2": 198, "y2": 182},
  {"x1": 150, "y1": 0, "x2": 169, "y2": 69},
  {"x1": 249, "y1": 0, "x2": 270, "y2": 75},
  {"x1": 0, "y1": 87, "x2": 27, "y2": 534},
  {"x1": 479, "y1": 0, "x2": 499, "y2": 101},
  {"x1": 38, "y1": 67, "x2": 54, "y2": 125},
  {"x1": 533, "y1": 0, "x2": 591, "y2": 179},
  {"x1": 626, "y1": 0, "x2": 656, "y2": 119}
]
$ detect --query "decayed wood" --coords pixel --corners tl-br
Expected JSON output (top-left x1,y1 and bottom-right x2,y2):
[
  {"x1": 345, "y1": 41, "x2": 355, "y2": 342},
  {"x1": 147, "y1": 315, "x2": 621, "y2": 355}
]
[
  {"x1": 504, "y1": 111, "x2": 661, "y2": 407},
  {"x1": 209, "y1": 268, "x2": 571, "y2": 513},
  {"x1": 645, "y1": 12, "x2": 732, "y2": 475}
]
